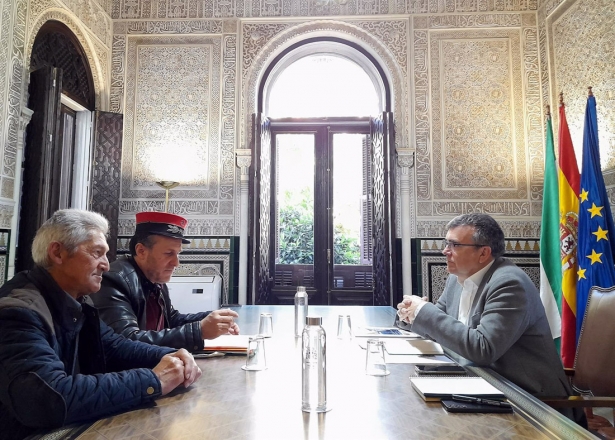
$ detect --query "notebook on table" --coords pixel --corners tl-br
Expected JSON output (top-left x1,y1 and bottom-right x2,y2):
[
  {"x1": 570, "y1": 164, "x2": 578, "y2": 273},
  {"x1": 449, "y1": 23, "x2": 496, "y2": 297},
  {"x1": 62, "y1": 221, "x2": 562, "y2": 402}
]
[
  {"x1": 410, "y1": 377, "x2": 505, "y2": 402},
  {"x1": 384, "y1": 339, "x2": 444, "y2": 355},
  {"x1": 203, "y1": 334, "x2": 251, "y2": 354}
]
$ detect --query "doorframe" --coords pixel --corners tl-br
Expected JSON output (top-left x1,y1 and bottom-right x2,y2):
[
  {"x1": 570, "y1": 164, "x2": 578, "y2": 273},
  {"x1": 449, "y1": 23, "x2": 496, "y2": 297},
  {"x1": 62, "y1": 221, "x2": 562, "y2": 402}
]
[{"x1": 268, "y1": 118, "x2": 373, "y2": 305}]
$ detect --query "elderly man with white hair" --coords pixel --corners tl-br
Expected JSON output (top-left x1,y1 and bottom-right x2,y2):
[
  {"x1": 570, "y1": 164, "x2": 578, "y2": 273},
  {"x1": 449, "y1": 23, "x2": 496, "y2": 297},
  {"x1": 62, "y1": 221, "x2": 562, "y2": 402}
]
[{"x1": 0, "y1": 209, "x2": 201, "y2": 440}]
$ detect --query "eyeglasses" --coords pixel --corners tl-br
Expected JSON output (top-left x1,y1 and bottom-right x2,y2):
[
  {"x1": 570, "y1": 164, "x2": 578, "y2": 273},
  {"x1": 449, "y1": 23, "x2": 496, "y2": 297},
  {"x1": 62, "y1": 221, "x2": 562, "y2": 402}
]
[{"x1": 441, "y1": 240, "x2": 487, "y2": 250}]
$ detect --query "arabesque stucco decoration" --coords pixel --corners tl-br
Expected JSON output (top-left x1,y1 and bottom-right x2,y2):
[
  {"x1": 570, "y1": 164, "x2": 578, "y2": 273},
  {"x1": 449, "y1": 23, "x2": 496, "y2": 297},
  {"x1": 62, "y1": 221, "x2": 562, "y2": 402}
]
[
  {"x1": 414, "y1": 13, "x2": 543, "y2": 226},
  {"x1": 551, "y1": 0, "x2": 615, "y2": 171},
  {"x1": 113, "y1": 20, "x2": 236, "y2": 235},
  {"x1": 26, "y1": 6, "x2": 110, "y2": 109},
  {"x1": 111, "y1": 0, "x2": 536, "y2": 19},
  {"x1": 35, "y1": 0, "x2": 113, "y2": 46},
  {"x1": 0, "y1": 0, "x2": 27, "y2": 217}
]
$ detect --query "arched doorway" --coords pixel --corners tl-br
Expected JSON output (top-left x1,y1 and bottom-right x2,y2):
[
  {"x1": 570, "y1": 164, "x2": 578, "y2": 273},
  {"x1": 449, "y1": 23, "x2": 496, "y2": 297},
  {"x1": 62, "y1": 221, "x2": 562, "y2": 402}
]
[
  {"x1": 16, "y1": 20, "x2": 95, "y2": 272},
  {"x1": 252, "y1": 38, "x2": 396, "y2": 306}
]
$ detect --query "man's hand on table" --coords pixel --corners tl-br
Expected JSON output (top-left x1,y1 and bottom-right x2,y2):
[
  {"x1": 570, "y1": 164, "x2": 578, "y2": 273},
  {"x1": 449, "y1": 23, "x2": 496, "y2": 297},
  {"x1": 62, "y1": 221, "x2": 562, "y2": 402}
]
[
  {"x1": 201, "y1": 309, "x2": 240, "y2": 339},
  {"x1": 396, "y1": 295, "x2": 428, "y2": 325},
  {"x1": 153, "y1": 349, "x2": 202, "y2": 395}
]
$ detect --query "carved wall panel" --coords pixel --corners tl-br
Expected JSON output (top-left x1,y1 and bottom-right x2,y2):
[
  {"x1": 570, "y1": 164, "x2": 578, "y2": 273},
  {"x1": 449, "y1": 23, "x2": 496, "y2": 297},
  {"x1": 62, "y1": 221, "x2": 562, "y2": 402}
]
[
  {"x1": 111, "y1": 0, "x2": 536, "y2": 19},
  {"x1": 120, "y1": 37, "x2": 221, "y2": 200},
  {"x1": 112, "y1": 21, "x2": 236, "y2": 235},
  {"x1": 26, "y1": 7, "x2": 110, "y2": 110},
  {"x1": 549, "y1": 0, "x2": 615, "y2": 171},
  {"x1": 413, "y1": 13, "x2": 542, "y2": 228},
  {"x1": 0, "y1": 0, "x2": 27, "y2": 221}
]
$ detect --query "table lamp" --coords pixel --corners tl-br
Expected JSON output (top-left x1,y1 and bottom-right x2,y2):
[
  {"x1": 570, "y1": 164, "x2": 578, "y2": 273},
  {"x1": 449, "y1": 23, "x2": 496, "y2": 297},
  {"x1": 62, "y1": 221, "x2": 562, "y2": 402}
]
[{"x1": 155, "y1": 181, "x2": 180, "y2": 213}]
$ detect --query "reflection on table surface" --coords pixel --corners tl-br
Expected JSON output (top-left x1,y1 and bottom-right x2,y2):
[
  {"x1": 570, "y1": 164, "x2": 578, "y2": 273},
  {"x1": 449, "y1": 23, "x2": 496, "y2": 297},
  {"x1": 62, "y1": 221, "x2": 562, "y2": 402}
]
[{"x1": 72, "y1": 306, "x2": 590, "y2": 440}]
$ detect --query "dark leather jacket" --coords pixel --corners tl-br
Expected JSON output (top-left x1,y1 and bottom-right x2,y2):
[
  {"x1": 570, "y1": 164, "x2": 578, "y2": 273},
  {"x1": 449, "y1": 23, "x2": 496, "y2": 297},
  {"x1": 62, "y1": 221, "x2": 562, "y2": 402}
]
[
  {"x1": 0, "y1": 266, "x2": 172, "y2": 440},
  {"x1": 93, "y1": 257, "x2": 210, "y2": 351}
]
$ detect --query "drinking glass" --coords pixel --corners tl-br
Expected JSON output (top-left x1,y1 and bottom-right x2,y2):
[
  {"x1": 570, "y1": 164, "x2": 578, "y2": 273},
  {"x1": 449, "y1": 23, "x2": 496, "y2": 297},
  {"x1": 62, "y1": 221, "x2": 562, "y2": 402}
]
[
  {"x1": 365, "y1": 339, "x2": 389, "y2": 376},
  {"x1": 337, "y1": 314, "x2": 352, "y2": 340},
  {"x1": 241, "y1": 336, "x2": 267, "y2": 371},
  {"x1": 258, "y1": 313, "x2": 273, "y2": 337}
]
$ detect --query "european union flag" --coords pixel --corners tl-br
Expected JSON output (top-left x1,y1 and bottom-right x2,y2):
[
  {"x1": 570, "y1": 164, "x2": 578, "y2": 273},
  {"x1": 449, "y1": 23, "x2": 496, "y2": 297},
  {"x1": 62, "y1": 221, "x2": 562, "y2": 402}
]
[{"x1": 576, "y1": 92, "x2": 615, "y2": 341}]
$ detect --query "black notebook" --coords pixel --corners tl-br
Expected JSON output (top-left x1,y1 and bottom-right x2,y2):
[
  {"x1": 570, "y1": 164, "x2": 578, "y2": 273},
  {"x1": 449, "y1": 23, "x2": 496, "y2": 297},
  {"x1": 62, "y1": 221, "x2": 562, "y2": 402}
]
[{"x1": 410, "y1": 377, "x2": 505, "y2": 402}]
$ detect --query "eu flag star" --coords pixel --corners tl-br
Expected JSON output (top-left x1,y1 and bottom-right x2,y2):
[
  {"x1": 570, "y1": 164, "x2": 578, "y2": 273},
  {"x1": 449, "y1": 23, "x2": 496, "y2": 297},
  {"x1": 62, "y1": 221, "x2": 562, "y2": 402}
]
[
  {"x1": 580, "y1": 189, "x2": 589, "y2": 202},
  {"x1": 593, "y1": 226, "x2": 609, "y2": 242},
  {"x1": 577, "y1": 267, "x2": 587, "y2": 280},
  {"x1": 588, "y1": 203, "x2": 604, "y2": 218},
  {"x1": 587, "y1": 249, "x2": 603, "y2": 265}
]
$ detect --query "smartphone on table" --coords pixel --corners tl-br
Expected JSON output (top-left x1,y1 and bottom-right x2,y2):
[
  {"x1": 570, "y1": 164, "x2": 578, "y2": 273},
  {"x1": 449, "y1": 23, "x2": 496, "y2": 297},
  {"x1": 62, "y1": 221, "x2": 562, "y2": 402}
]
[{"x1": 414, "y1": 364, "x2": 466, "y2": 375}]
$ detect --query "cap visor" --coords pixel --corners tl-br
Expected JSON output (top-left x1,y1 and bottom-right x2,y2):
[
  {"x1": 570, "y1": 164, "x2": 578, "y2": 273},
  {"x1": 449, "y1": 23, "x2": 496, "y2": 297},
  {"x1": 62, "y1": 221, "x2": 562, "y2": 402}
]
[{"x1": 151, "y1": 232, "x2": 191, "y2": 244}]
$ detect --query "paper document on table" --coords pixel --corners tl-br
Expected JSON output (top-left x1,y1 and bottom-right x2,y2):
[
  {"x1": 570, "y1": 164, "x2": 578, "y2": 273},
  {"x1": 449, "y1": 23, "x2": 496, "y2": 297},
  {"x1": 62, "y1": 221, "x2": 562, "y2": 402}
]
[
  {"x1": 385, "y1": 354, "x2": 456, "y2": 365},
  {"x1": 410, "y1": 377, "x2": 505, "y2": 401},
  {"x1": 353, "y1": 326, "x2": 421, "y2": 338},
  {"x1": 383, "y1": 339, "x2": 443, "y2": 355},
  {"x1": 203, "y1": 335, "x2": 251, "y2": 353}
]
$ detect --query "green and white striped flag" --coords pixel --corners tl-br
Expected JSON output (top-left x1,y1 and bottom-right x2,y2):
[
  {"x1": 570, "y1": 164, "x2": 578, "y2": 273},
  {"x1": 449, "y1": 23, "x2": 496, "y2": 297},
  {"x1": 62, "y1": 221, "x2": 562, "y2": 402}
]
[{"x1": 539, "y1": 113, "x2": 562, "y2": 342}]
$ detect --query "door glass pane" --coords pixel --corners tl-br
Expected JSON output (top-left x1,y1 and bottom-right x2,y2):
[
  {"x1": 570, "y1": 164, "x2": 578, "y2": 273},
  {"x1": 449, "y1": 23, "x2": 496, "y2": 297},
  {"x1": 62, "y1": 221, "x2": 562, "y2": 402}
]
[
  {"x1": 267, "y1": 55, "x2": 379, "y2": 118},
  {"x1": 275, "y1": 134, "x2": 315, "y2": 288},
  {"x1": 332, "y1": 134, "x2": 373, "y2": 289},
  {"x1": 59, "y1": 107, "x2": 76, "y2": 209}
]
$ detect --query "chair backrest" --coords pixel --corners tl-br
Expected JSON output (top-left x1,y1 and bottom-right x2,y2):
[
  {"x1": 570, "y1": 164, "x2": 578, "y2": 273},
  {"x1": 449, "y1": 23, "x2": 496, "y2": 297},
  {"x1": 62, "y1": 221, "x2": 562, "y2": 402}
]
[{"x1": 573, "y1": 285, "x2": 615, "y2": 396}]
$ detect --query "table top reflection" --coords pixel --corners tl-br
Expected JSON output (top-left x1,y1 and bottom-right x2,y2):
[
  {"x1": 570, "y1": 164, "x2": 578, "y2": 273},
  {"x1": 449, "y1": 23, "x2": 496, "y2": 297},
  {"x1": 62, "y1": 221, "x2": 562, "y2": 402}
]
[{"x1": 75, "y1": 306, "x2": 590, "y2": 440}]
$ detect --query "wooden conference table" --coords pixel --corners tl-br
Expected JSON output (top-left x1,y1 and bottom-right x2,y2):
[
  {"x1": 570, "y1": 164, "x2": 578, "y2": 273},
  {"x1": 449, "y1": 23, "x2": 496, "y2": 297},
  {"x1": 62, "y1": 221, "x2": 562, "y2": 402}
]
[{"x1": 71, "y1": 305, "x2": 594, "y2": 440}]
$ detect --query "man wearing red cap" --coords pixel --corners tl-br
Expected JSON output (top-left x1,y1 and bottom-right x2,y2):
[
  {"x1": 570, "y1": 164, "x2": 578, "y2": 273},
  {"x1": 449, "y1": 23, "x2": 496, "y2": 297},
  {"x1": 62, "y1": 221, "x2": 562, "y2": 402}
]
[{"x1": 92, "y1": 212, "x2": 239, "y2": 352}]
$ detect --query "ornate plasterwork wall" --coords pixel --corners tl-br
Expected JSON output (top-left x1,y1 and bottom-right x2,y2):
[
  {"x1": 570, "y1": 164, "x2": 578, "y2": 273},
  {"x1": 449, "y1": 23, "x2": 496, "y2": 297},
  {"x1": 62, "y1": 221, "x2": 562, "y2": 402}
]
[
  {"x1": 539, "y1": 0, "x2": 615, "y2": 207},
  {"x1": 413, "y1": 12, "x2": 542, "y2": 238},
  {"x1": 47, "y1": 0, "x2": 113, "y2": 46},
  {"x1": 111, "y1": 0, "x2": 536, "y2": 19},
  {"x1": 112, "y1": 20, "x2": 237, "y2": 235},
  {"x1": 551, "y1": 0, "x2": 615, "y2": 168},
  {"x1": 0, "y1": 0, "x2": 28, "y2": 222},
  {"x1": 0, "y1": 0, "x2": 111, "y2": 229},
  {"x1": 26, "y1": 1, "x2": 112, "y2": 110}
]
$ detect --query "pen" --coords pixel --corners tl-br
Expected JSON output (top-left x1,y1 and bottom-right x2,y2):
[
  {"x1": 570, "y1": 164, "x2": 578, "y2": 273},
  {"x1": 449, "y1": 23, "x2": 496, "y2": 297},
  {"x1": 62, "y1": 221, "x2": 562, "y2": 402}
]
[{"x1": 451, "y1": 395, "x2": 512, "y2": 408}]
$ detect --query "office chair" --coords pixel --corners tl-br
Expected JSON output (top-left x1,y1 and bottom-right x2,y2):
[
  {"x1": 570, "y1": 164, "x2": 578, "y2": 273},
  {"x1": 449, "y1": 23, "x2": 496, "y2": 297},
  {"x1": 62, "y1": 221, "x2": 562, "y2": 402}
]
[{"x1": 542, "y1": 286, "x2": 615, "y2": 437}]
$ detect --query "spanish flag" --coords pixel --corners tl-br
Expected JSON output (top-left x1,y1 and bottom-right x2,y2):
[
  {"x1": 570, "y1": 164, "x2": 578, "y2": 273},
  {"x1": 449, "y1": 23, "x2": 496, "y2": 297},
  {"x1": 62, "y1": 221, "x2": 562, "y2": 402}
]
[{"x1": 557, "y1": 96, "x2": 580, "y2": 368}]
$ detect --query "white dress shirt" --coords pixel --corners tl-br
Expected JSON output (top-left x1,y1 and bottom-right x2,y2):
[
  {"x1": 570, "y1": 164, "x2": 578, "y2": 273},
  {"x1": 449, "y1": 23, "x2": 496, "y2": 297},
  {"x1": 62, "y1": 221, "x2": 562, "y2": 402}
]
[{"x1": 456, "y1": 260, "x2": 494, "y2": 325}]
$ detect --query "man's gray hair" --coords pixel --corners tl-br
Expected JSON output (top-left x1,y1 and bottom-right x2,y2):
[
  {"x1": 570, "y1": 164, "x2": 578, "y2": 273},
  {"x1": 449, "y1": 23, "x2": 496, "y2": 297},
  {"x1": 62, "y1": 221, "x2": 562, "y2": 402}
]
[
  {"x1": 32, "y1": 209, "x2": 109, "y2": 269},
  {"x1": 446, "y1": 213, "x2": 505, "y2": 258}
]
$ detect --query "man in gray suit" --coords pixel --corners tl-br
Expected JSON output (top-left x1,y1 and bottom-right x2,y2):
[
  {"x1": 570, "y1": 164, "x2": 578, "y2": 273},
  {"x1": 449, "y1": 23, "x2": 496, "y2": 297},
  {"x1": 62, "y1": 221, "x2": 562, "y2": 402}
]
[{"x1": 397, "y1": 213, "x2": 571, "y2": 398}]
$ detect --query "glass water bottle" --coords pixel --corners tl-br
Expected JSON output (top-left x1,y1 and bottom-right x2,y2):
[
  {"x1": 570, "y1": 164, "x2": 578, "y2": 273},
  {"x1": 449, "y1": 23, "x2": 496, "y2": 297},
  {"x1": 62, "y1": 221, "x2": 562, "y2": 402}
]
[
  {"x1": 301, "y1": 316, "x2": 327, "y2": 412},
  {"x1": 294, "y1": 286, "x2": 308, "y2": 338}
]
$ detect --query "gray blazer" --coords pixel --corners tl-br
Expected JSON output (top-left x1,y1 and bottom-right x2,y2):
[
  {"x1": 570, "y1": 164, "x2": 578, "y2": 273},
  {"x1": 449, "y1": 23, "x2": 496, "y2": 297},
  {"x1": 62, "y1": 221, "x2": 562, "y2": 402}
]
[{"x1": 411, "y1": 257, "x2": 571, "y2": 397}]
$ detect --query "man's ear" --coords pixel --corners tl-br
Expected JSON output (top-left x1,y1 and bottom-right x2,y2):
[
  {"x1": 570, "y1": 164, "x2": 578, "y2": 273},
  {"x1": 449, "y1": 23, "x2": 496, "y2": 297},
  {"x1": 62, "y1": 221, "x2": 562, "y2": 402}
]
[
  {"x1": 48, "y1": 242, "x2": 64, "y2": 265},
  {"x1": 134, "y1": 242, "x2": 146, "y2": 258},
  {"x1": 478, "y1": 245, "x2": 492, "y2": 263}
]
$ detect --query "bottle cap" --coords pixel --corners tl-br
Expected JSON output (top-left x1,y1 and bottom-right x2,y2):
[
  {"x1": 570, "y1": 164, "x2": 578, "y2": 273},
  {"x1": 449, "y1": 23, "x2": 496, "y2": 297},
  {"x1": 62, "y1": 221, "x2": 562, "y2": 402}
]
[
  {"x1": 306, "y1": 316, "x2": 322, "y2": 326},
  {"x1": 297, "y1": 286, "x2": 306, "y2": 293}
]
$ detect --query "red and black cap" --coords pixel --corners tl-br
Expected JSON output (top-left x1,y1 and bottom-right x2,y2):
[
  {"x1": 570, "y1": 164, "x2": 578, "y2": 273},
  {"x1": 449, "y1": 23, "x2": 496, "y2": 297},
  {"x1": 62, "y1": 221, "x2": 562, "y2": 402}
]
[{"x1": 135, "y1": 212, "x2": 190, "y2": 244}]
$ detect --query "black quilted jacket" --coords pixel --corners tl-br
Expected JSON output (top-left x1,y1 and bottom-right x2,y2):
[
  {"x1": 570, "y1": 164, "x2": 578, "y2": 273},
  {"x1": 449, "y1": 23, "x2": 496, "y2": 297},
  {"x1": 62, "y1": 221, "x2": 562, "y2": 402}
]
[
  {"x1": 93, "y1": 257, "x2": 210, "y2": 351},
  {"x1": 0, "y1": 266, "x2": 172, "y2": 440}
]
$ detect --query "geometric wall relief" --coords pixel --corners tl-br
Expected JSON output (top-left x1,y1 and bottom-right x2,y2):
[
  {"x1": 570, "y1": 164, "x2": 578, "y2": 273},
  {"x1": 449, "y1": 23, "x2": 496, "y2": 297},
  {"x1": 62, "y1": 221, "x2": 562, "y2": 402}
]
[
  {"x1": 552, "y1": 0, "x2": 615, "y2": 170},
  {"x1": 120, "y1": 35, "x2": 229, "y2": 214},
  {"x1": 414, "y1": 14, "x2": 542, "y2": 219},
  {"x1": 111, "y1": 0, "x2": 536, "y2": 20}
]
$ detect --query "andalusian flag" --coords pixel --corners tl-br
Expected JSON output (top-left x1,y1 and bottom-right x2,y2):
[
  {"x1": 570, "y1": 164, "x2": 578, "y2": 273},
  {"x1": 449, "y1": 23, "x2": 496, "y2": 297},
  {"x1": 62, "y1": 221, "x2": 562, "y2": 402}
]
[
  {"x1": 576, "y1": 92, "x2": 615, "y2": 340},
  {"x1": 558, "y1": 98, "x2": 580, "y2": 368},
  {"x1": 539, "y1": 111, "x2": 562, "y2": 340}
]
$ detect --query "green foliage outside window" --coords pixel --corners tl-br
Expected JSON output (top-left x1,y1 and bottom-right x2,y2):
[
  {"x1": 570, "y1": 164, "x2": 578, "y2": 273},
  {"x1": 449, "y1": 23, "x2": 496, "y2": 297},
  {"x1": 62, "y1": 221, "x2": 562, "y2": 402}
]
[{"x1": 278, "y1": 189, "x2": 360, "y2": 265}]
